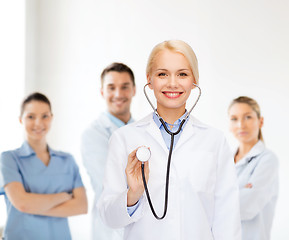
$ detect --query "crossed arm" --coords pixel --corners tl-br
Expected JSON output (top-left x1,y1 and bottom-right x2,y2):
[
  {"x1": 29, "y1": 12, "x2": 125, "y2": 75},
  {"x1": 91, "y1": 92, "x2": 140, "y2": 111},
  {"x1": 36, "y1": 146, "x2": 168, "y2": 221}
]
[{"x1": 5, "y1": 181, "x2": 88, "y2": 217}]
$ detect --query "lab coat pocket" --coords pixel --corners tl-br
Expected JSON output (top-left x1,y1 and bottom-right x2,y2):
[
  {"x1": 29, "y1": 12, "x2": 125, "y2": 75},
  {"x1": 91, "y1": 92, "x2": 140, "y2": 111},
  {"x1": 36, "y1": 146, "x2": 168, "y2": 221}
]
[{"x1": 177, "y1": 151, "x2": 216, "y2": 193}]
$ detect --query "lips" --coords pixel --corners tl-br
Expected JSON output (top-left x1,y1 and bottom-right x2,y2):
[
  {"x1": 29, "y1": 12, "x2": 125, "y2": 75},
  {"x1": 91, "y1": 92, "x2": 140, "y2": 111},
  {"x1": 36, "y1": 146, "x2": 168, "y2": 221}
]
[
  {"x1": 32, "y1": 129, "x2": 45, "y2": 134},
  {"x1": 112, "y1": 98, "x2": 127, "y2": 106},
  {"x1": 162, "y1": 91, "x2": 183, "y2": 99},
  {"x1": 238, "y1": 131, "x2": 248, "y2": 136}
]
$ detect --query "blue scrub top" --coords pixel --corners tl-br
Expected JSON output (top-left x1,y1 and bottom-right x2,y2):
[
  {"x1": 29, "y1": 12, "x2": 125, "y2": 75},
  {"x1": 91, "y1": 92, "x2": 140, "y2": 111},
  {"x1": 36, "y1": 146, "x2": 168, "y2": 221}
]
[{"x1": 0, "y1": 141, "x2": 84, "y2": 240}]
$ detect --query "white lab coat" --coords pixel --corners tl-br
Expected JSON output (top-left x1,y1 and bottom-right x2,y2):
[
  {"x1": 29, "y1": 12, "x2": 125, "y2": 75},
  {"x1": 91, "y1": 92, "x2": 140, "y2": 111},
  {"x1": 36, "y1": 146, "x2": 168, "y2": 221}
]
[
  {"x1": 81, "y1": 112, "x2": 124, "y2": 240},
  {"x1": 98, "y1": 113, "x2": 242, "y2": 240},
  {"x1": 235, "y1": 141, "x2": 278, "y2": 240}
]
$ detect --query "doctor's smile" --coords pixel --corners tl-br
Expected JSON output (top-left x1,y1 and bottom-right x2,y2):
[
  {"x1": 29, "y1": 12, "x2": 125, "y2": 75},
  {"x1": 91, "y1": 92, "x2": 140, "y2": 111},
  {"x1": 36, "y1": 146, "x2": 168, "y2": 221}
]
[{"x1": 162, "y1": 91, "x2": 183, "y2": 99}]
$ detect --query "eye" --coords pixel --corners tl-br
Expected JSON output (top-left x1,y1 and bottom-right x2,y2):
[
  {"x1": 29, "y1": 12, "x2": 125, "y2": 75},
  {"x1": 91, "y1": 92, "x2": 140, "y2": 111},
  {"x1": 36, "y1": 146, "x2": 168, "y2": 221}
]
[
  {"x1": 230, "y1": 117, "x2": 237, "y2": 121},
  {"x1": 178, "y1": 72, "x2": 188, "y2": 77},
  {"x1": 121, "y1": 86, "x2": 129, "y2": 90},
  {"x1": 245, "y1": 115, "x2": 252, "y2": 120},
  {"x1": 43, "y1": 114, "x2": 49, "y2": 119},
  {"x1": 157, "y1": 73, "x2": 167, "y2": 77},
  {"x1": 27, "y1": 115, "x2": 34, "y2": 120},
  {"x1": 108, "y1": 86, "x2": 115, "y2": 91}
]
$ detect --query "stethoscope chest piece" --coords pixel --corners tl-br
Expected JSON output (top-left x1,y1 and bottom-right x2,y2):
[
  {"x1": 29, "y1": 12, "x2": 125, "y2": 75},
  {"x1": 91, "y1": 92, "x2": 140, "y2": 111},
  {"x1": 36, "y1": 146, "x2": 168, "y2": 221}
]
[{"x1": 136, "y1": 146, "x2": 151, "y2": 162}]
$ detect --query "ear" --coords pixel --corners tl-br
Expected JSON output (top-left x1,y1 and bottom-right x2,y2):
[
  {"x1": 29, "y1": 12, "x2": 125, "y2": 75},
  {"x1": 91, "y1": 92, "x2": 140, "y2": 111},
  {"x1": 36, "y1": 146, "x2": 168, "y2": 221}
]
[
  {"x1": 100, "y1": 88, "x2": 104, "y2": 98},
  {"x1": 132, "y1": 85, "x2": 136, "y2": 97},
  {"x1": 19, "y1": 117, "x2": 22, "y2": 124},
  {"x1": 191, "y1": 76, "x2": 197, "y2": 89},
  {"x1": 259, "y1": 116, "x2": 264, "y2": 128},
  {"x1": 147, "y1": 74, "x2": 153, "y2": 89}
]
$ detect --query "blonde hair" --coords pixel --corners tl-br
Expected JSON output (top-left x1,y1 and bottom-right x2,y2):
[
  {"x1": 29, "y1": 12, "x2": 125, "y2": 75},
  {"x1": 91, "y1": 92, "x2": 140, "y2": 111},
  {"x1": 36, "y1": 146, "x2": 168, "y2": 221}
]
[
  {"x1": 146, "y1": 40, "x2": 199, "y2": 85},
  {"x1": 229, "y1": 96, "x2": 264, "y2": 141}
]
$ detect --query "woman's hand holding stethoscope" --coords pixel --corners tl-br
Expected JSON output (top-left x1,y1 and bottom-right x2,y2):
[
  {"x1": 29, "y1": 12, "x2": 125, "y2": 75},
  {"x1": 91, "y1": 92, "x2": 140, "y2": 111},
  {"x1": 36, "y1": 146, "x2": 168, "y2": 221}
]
[
  {"x1": 125, "y1": 83, "x2": 201, "y2": 219},
  {"x1": 125, "y1": 147, "x2": 149, "y2": 207}
]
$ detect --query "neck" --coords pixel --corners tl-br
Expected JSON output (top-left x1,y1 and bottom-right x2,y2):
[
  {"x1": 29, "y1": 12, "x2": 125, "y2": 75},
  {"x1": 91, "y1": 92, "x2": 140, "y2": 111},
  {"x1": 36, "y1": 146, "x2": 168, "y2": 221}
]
[
  {"x1": 26, "y1": 138, "x2": 48, "y2": 154},
  {"x1": 235, "y1": 139, "x2": 259, "y2": 163},
  {"x1": 156, "y1": 106, "x2": 186, "y2": 124},
  {"x1": 109, "y1": 111, "x2": 131, "y2": 124}
]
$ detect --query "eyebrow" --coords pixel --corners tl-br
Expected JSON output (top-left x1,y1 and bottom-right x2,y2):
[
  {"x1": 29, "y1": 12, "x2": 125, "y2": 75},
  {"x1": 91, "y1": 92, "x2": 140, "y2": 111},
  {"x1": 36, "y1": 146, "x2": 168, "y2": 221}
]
[
  {"x1": 155, "y1": 68, "x2": 190, "y2": 71},
  {"x1": 230, "y1": 111, "x2": 254, "y2": 116},
  {"x1": 26, "y1": 111, "x2": 50, "y2": 115},
  {"x1": 107, "y1": 82, "x2": 132, "y2": 86}
]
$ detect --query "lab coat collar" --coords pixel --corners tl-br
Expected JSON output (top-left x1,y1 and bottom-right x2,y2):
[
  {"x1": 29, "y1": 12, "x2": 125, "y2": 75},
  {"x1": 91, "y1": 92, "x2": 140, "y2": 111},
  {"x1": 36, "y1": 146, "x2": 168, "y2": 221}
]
[
  {"x1": 174, "y1": 115, "x2": 208, "y2": 151},
  {"x1": 135, "y1": 113, "x2": 207, "y2": 129},
  {"x1": 135, "y1": 113, "x2": 208, "y2": 153},
  {"x1": 152, "y1": 111, "x2": 188, "y2": 129},
  {"x1": 145, "y1": 114, "x2": 169, "y2": 153},
  {"x1": 235, "y1": 140, "x2": 265, "y2": 166}
]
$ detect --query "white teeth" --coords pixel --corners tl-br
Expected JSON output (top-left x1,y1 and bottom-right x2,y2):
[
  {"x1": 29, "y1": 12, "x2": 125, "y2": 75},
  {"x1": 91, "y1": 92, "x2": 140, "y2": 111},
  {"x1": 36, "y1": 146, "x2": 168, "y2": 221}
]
[{"x1": 165, "y1": 92, "x2": 180, "y2": 97}]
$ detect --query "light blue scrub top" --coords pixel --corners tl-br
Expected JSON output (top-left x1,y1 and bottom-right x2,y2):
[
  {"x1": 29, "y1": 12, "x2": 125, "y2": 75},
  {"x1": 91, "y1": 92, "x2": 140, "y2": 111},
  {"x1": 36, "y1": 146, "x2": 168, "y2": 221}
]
[{"x1": 0, "y1": 141, "x2": 84, "y2": 240}]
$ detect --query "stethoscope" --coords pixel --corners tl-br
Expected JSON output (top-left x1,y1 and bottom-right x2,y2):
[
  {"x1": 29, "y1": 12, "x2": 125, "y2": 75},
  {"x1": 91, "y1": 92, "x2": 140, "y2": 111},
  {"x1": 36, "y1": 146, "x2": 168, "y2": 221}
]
[{"x1": 136, "y1": 82, "x2": 202, "y2": 220}]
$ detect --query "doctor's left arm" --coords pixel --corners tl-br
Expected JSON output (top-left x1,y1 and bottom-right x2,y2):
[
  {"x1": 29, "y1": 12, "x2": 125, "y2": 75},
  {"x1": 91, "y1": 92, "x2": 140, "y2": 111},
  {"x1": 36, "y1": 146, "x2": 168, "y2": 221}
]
[{"x1": 211, "y1": 136, "x2": 242, "y2": 240}]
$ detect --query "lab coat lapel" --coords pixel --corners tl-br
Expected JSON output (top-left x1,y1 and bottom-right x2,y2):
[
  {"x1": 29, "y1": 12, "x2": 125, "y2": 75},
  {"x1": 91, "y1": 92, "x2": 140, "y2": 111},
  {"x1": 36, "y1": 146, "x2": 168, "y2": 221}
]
[
  {"x1": 174, "y1": 118, "x2": 196, "y2": 152},
  {"x1": 145, "y1": 116, "x2": 169, "y2": 154},
  {"x1": 100, "y1": 112, "x2": 118, "y2": 135}
]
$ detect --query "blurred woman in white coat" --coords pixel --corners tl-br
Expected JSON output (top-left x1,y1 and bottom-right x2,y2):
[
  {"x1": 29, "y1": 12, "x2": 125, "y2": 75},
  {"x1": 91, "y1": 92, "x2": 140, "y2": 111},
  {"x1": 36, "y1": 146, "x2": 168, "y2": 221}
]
[
  {"x1": 228, "y1": 96, "x2": 278, "y2": 240},
  {"x1": 98, "y1": 40, "x2": 242, "y2": 240}
]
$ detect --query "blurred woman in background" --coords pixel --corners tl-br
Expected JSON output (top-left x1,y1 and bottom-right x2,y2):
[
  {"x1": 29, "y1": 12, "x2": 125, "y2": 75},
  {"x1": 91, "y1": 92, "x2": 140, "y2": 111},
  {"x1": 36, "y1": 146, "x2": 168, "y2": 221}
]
[
  {"x1": 228, "y1": 96, "x2": 278, "y2": 240},
  {"x1": 0, "y1": 92, "x2": 87, "y2": 240}
]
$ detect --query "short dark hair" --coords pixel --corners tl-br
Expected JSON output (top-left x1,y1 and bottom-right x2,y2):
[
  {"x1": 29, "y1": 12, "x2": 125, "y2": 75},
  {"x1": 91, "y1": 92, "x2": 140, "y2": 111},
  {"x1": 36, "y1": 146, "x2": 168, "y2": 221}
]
[
  {"x1": 100, "y1": 62, "x2": 135, "y2": 87},
  {"x1": 20, "y1": 92, "x2": 51, "y2": 117}
]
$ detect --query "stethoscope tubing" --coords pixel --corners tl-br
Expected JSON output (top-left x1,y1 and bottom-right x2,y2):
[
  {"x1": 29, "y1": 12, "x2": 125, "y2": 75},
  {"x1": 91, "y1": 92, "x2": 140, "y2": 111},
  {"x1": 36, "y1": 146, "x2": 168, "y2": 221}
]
[
  {"x1": 141, "y1": 82, "x2": 201, "y2": 220},
  {"x1": 141, "y1": 120, "x2": 186, "y2": 219}
]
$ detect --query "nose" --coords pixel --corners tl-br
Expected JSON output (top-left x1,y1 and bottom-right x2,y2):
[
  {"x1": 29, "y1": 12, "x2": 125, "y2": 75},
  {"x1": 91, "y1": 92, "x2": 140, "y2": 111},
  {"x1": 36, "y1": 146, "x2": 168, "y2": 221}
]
[
  {"x1": 114, "y1": 87, "x2": 124, "y2": 98},
  {"x1": 34, "y1": 117, "x2": 43, "y2": 126},
  {"x1": 167, "y1": 75, "x2": 178, "y2": 88},
  {"x1": 237, "y1": 119, "x2": 245, "y2": 128}
]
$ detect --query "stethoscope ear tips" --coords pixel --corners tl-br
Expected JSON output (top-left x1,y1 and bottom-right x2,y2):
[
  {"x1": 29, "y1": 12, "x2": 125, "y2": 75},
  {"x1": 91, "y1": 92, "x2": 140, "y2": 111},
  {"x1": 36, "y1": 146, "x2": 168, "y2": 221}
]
[{"x1": 136, "y1": 146, "x2": 151, "y2": 162}]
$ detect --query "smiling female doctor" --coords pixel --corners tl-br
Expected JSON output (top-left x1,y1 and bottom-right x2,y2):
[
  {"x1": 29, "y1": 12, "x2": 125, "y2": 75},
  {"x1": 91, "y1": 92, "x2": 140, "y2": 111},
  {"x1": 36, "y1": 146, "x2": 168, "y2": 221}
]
[{"x1": 98, "y1": 40, "x2": 241, "y2": 240}]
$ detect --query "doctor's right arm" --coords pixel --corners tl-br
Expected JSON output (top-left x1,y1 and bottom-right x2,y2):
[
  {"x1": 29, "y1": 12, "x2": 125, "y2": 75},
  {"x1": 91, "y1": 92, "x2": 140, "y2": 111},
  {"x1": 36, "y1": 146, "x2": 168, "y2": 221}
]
[
  {"x1": 126, "y1": 148, "x2": 149, "y2": 207},
  {"x1": 98, "y1": 131, "x2": 147, "y2": 228}
]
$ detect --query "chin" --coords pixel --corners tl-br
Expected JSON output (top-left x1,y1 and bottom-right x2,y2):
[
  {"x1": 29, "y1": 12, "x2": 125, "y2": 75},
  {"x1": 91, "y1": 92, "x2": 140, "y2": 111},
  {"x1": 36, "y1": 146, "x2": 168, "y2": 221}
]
[{"x1": 29, "y1": 134, "x2": 46, "y2": 141}]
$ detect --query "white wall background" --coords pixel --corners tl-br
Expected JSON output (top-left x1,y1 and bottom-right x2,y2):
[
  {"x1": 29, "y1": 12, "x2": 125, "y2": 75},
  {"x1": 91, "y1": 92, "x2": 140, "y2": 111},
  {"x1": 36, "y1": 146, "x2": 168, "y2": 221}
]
[
  {"x1": 0, "y1": 1, "x2": 25, "y2": 231},
  {"x1": 1, "y1": 0, "x2": 288, "y2": 239}
]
